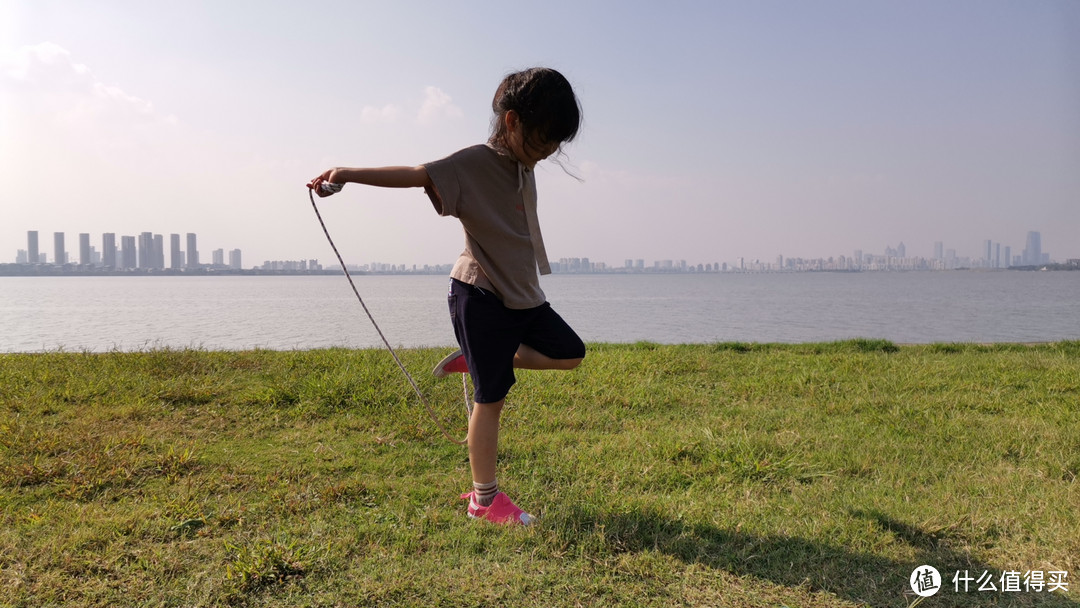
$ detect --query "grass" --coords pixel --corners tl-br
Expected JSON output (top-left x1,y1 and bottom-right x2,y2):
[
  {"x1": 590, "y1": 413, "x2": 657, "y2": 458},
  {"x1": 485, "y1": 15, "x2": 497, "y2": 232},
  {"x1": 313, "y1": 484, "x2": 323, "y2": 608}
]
[{"x1": 1, "y1": 341, "x2": 1078, "y2": 607}]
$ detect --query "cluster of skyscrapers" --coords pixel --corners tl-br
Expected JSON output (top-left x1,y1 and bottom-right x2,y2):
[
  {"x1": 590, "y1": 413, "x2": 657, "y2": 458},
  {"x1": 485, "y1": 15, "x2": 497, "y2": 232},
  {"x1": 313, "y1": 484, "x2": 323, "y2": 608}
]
[
  {"x1": 10, "y1": 229, "x2": 1062, "y2": 276},
  {"x1": 548, "y1": 231, "x2": 1054, "y2": 274},
  {"x1": 748, "y1": 231, "x2": 1051, "y2": 273},
  {"x1": 981, "y1": 230, "x2": 1047, "y2": 268},
  {"x1": 15, "y1": 230, "x2": 241, "y2": 271},
  {"x1": 561, "y1": 232, "x2": 1055, "y2": 274},
  {"x1": 936, "y1": 230, "x2": 1047, "y2": 270}
]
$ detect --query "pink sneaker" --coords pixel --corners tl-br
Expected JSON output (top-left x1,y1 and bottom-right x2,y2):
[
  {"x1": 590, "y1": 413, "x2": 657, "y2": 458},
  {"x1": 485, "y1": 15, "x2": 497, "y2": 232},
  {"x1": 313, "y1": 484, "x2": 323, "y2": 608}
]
[
  {"x1": 433, "y1": 349, "x2": 469, "y2": 377},
  {"x1": 460, "y1": 491, "x2": 536, "y2": 525}
]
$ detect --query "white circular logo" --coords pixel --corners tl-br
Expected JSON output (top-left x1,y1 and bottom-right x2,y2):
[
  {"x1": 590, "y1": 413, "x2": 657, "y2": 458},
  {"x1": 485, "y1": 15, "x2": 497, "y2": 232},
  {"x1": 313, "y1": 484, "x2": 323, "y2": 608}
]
[{"x1": 910, "y1": 565, "x2": 942, "y2": 597}]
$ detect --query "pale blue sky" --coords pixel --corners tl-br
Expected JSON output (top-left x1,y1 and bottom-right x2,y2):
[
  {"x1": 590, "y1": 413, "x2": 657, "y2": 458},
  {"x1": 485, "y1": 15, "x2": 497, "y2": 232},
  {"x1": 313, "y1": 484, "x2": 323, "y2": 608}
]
[{"x1": 3, "y1": 1, "x2": 1078, "y2": 267}]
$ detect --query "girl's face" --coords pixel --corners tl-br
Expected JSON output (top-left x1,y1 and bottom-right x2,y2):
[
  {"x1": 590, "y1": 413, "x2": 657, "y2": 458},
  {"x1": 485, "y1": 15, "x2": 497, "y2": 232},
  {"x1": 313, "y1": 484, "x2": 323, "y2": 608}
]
[{"x1": 505, "y1": 111, "x2": 559, "y2": 168}]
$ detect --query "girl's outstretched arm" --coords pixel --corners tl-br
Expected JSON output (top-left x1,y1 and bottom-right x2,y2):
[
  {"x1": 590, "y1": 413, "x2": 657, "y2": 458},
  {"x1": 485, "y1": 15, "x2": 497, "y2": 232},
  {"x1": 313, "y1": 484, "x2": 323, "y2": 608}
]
[{"x1": 310, "y1": 166, "x2": 432, "y2": 197}]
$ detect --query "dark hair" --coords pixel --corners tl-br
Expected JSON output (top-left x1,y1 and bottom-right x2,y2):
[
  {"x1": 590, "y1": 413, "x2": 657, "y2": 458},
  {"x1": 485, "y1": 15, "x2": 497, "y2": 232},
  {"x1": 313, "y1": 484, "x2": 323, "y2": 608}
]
[{"x1": 489, "y1": 67, "x2": 581, "y2": 154}]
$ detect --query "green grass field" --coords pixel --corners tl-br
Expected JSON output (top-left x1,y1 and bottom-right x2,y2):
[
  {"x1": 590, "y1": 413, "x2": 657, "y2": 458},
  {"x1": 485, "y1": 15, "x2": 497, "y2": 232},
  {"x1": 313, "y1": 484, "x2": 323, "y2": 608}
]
[{"x1": 1, "y1": 341, "x2": 1077, "y2": 607}]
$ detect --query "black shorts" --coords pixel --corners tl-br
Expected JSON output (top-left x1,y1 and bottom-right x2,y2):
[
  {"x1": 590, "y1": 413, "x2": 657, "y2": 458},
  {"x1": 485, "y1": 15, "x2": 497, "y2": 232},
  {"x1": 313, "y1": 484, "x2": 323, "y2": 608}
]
[{"x1": 448, "y1": 278, "x2": 585, "y2": 404}]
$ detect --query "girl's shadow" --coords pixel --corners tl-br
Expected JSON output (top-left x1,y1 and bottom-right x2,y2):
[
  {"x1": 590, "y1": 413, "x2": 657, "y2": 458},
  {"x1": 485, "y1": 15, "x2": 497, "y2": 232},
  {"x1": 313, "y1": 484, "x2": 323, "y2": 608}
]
[{"x1": 555, "y1": 505, "x2": 1077, "y2": 607}]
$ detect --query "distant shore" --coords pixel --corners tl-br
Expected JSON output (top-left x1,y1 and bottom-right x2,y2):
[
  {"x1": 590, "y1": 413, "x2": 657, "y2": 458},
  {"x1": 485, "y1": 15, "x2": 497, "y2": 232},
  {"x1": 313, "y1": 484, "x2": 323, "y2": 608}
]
[
  {"x1": 0, "y1": 265, "x2": 342, "y2": 278},
  {"x1": 1, "y1": 263, "x2": 1077, "y2": 277}
]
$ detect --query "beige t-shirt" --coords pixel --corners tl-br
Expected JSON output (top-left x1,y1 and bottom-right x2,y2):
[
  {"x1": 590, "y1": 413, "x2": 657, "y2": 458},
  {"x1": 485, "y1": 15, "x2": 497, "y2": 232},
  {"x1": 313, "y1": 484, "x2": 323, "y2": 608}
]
[{"x1": 423, "y1": 144, "x2": 551, "y2": 310}]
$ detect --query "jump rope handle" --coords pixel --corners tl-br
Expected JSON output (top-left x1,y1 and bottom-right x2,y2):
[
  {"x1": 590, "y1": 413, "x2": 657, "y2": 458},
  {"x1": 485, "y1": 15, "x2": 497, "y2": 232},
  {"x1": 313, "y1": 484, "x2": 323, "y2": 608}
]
[{"x1": 307, "y1": 180, "x2": 343, "y2": 195}]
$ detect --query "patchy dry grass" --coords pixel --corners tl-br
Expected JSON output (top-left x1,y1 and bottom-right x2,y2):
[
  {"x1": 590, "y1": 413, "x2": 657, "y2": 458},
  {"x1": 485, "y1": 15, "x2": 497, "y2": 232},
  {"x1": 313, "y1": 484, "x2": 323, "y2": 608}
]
[{"x1": 1, "y1": 342, "x2": 1078, "y2": 607}]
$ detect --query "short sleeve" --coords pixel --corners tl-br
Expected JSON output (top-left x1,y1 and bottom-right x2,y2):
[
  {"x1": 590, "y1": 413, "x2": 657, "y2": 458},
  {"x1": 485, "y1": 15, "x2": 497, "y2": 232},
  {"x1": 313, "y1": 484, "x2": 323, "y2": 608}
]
[{"x1": 422, "y1": 155, "x2": 461, "y2": 218}]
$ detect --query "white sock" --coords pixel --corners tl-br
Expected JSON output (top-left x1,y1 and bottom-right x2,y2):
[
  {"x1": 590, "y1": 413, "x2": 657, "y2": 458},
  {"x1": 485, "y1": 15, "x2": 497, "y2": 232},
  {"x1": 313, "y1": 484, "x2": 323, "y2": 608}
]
[{"x1": 473, "y1": 479, "x2": 498, "y2": 507}]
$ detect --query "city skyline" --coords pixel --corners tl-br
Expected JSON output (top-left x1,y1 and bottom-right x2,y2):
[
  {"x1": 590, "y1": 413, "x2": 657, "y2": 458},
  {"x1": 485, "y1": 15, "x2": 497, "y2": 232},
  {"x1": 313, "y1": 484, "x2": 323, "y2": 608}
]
[
  {"x1": 9, "y1": 227, "x2": 1064, "y2": 274},
  {"x1": 15, "y1": 229, "x2": 241, "y2": 271}
]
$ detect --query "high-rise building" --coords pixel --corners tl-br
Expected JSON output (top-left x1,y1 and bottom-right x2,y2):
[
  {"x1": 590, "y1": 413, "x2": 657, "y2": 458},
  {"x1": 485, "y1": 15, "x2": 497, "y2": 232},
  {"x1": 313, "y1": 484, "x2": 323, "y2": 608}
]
[
  {"x1": 933, "y1": 241, "x2": 943, "y2": 260},
  {"x1": 1004, "y1": 246, "x2": 1011, "y2": 268},
  {"x1": 1023, "y1": 231, "x2": 1042, "y2": 266},
  {"x1": 229, "y1": 249, "x2": 242, "y2": 270},
  {"x1": 121, "y1": 236, "x2": 137, "y2": 270},
  {"x1": 138, "y1": 232, "x2": 153, "y2": 269},
  {"x1": 212, "y1": 248, "x2": 224, "y2": 266},
  {"x1": 79, "y1": 233, "x2": 91, "y2": 266},
  {"x1": 155, "y1": 234, "x2": 165, "y2": 269},
  {"x1": 170, "y1": 234, "x2": 183, "y2": 269},
  {"x1": 103, "y1": 233, "x2": 117, "y2": 268},
  {"x1": 186, "y1": 233, "x2": 199, "y2": 268},
  {"x1": 27, "y1": 231, "x2": 39, "y2": 265},
  {"x1": 54, "y1": 232, "x2": 66, "y2": 266}
]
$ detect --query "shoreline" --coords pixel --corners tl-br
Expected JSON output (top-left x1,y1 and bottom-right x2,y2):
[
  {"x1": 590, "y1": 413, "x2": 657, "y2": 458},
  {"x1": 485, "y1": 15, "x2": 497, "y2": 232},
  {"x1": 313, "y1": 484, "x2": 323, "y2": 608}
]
[
  {"x1": 1, "y1": 265, "x2": 1077, "y2": 278},
  {"x1": 3, "y1": 339, "x2": 1077, "y2": 356}
]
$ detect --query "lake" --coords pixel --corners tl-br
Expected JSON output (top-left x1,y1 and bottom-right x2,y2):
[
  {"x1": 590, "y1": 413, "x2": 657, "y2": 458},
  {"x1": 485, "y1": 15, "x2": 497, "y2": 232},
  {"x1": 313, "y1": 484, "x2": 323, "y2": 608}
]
[{"x1": 1, "y1": 271, "x2": 1077, "y2": 352}]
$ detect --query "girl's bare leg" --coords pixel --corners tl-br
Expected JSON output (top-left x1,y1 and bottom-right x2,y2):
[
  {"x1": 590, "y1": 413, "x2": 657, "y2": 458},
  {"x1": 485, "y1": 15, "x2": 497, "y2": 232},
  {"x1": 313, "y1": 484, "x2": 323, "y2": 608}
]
[
  {"x1": 513, "y1": 344, "x2": 582, "y2": 371},
  {"x1": 467, "y1": 345, "x2": 580, "y2": 504},
  {"x1": 468, "y1": 399, "x2": 503, "y2": 486}
]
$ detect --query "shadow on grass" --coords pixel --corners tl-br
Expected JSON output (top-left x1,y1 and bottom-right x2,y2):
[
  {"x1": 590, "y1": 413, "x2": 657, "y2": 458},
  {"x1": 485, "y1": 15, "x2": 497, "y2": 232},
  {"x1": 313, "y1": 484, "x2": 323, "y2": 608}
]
[{"x1": 558, "y1": 505, "x2": 1077, "y2": 608}]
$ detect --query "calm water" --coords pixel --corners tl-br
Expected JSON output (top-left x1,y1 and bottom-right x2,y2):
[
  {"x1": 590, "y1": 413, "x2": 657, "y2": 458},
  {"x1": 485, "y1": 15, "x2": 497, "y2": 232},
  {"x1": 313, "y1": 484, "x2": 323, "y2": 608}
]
[{"x1": 1, "y1": 272, "x2": 1078, "y2": 352}]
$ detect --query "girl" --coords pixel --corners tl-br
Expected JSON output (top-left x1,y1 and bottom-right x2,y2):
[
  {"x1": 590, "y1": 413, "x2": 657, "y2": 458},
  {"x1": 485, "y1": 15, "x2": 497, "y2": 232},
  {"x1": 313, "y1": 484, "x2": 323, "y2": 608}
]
[{"x1": 309, "y1": 67, "x2": 586, "y2": 525}]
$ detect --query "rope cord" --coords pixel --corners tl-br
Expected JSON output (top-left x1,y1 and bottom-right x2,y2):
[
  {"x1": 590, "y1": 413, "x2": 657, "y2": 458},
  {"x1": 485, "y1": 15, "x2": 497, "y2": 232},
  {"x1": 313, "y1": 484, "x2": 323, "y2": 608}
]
[{"x1": 308, "y1": 187, "x2": 469, "y2": 445}]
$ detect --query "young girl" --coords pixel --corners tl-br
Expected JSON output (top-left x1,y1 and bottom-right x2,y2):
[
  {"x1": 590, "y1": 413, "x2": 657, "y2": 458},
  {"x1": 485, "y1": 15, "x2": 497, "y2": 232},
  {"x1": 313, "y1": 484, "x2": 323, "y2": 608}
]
[{"x1": 309, "y1": 67, "x2": 586, "y2": 525}]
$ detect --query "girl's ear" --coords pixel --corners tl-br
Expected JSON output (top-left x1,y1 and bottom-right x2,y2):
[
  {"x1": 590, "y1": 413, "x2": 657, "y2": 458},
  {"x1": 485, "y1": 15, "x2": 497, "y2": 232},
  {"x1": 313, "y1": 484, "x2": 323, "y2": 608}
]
[{"x1": 504, "y1": 110, "x2": 521, "y2": 133}]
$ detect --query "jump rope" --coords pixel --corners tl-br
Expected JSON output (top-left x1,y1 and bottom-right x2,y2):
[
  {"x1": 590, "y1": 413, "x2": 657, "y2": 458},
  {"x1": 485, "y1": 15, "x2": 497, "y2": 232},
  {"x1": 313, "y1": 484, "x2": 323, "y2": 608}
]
[{"x1": 307, "y1": 182, "x2": 470, "y2": 445}]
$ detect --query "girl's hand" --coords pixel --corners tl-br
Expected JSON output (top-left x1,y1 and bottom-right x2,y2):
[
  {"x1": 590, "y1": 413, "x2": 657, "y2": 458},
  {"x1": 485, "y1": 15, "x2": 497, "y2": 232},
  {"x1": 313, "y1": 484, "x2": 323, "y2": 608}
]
[{"x1": 307, "y1": 170, "x2": 343, "y2": 197}]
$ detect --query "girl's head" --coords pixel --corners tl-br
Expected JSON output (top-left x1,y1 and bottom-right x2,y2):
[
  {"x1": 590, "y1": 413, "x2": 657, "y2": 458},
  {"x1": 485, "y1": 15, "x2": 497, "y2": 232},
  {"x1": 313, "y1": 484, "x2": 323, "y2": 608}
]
[{"x1": 489, "y1": 67, "x2": 581, "y2": 167}]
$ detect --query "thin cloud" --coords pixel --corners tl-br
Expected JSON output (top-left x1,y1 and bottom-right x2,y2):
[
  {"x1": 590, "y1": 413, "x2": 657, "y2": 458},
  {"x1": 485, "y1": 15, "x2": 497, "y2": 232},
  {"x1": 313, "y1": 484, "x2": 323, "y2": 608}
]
[
  {"x1": 416, "y1": 86, "x2": 462, "y2": 125},
  {"x1": 356, "y1": 86, "x2": 462, "y2": 126},
  {"x1": 2, "y1": 42, "x2": 177, "y2": 127},
  {"x1": 360, "y1": 103, "x2": 404, "y2": 124},
  {"x1": 2, "y1": 41, "x2": 90, "y2": 81}
]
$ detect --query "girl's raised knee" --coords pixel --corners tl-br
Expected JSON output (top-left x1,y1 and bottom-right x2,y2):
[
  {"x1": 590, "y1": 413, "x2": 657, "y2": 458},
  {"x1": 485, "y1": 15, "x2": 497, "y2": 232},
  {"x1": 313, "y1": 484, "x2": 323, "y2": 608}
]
[{"x1": 559, "y1": 357, "x2": 583, "y2": 371}]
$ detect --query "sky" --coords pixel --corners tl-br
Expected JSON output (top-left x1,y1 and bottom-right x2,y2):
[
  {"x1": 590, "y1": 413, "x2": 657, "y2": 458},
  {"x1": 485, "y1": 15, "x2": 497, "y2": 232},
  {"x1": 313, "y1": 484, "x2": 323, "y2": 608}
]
[{"x1": 2, "y1": 0, "x2": 1078, "y2": 269}]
